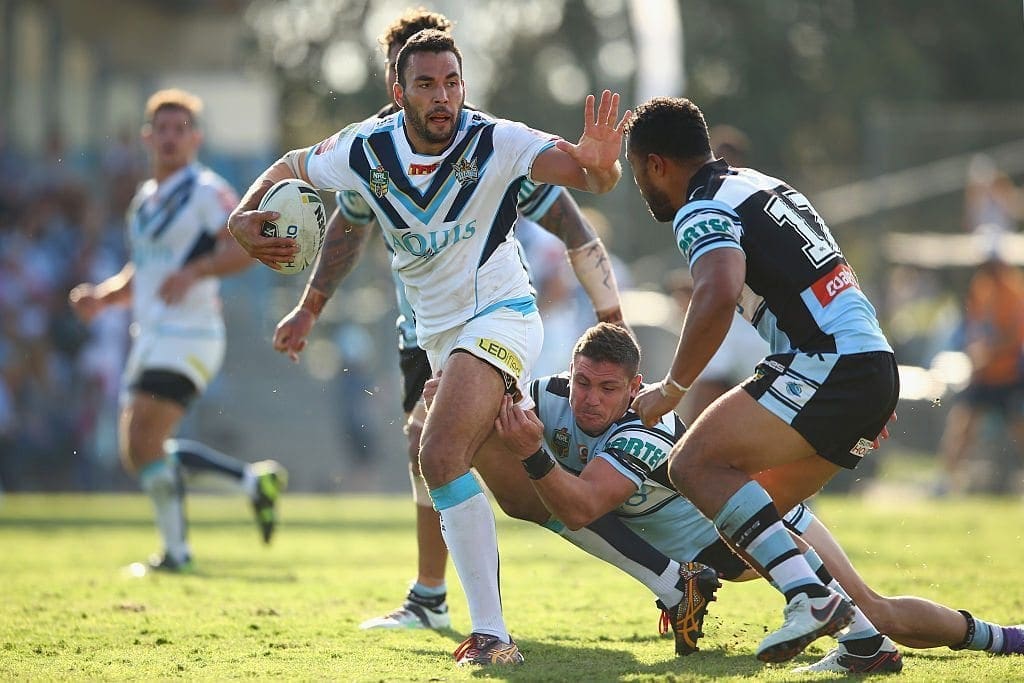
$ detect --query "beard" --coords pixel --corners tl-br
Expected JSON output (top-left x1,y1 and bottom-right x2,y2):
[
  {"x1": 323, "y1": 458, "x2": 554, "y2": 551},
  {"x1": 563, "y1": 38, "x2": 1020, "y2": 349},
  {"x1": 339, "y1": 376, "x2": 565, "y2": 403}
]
[
  {"x1": 406, "y1": 101, "x2": 460, "y2": 146},
  {"x1": 642, "y1": 184, "x2": 677, "y2": 223}
]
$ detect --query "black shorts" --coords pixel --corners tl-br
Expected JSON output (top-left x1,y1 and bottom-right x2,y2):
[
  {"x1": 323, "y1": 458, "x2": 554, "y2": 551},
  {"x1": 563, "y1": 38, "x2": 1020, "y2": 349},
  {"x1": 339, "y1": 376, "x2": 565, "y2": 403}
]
[
  {"x1": 742, "y1": 351, "x2": 899, "y2": 469},
  {"x1": 398, "y1": 347, "x2": 432, "y2": 414},
  {"x1": 693, "y1": 538, "x2": 750, "y2": 581},
  {"x1": 130, "y1": 369, "x2": 198, "y2": 409}
]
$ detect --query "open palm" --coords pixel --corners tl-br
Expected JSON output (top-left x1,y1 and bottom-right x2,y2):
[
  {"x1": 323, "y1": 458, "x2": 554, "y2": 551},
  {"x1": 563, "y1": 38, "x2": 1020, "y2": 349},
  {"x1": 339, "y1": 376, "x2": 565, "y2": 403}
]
[{"x1": 556, "y1": 90, "x2": 632, "y2": 172}]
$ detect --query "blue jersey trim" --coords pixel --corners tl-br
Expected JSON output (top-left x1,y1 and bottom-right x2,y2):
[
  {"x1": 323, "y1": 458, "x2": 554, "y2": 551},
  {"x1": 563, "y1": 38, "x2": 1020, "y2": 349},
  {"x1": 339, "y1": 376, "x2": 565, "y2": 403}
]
[
  {"x1": 472, "y1": 296, "x2": 538, "y2": 320},
  {"x1": 430, "y1": 471, "x2": 483, "y2": 510}
]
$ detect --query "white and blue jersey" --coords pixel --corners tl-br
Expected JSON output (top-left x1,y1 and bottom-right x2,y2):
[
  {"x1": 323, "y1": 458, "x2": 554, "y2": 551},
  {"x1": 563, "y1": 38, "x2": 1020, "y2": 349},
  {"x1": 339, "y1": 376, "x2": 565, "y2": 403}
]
[
  {"x1": 530, "y1": 374, "x2": 722, "y2": 563},
  {"x1": 673, "y1": 159, "x2": 891, "y2": 356},
  {"x1": 126, "y1": 162, "x2": 237, "y2": 334},
  {"x1": 306, "y1": 108, "x2": 557, "y2": 350}
]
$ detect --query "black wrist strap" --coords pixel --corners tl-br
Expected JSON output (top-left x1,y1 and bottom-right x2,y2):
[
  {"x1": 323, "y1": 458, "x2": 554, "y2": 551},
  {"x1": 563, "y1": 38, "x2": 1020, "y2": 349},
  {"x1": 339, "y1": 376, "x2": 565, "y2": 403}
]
[{"x1": 522, "y1": 447, "x2": 556, "y2": 480}]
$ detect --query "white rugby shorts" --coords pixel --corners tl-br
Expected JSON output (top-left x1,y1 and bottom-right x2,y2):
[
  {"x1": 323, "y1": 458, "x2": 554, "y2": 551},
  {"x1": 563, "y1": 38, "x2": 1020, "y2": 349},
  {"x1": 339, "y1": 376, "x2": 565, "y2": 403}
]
[
  {"x1": 424, "y1": 307, "x2": 543, "y2": 409},
  {"x1": 120, "y1": 326, "x2": 225, "y2": 404}
]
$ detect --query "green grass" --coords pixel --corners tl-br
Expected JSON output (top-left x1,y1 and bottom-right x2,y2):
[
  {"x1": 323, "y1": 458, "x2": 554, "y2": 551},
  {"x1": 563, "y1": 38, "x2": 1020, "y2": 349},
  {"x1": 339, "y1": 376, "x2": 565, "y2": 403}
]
[{"x1": 0, "y1": 493, "x2": 1021, "y2": 680}]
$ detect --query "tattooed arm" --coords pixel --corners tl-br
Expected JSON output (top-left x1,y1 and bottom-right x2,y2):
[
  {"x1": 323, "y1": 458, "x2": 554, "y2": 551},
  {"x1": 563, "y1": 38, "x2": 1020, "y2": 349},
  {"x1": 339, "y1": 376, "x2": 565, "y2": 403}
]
[
  {"x1": 535, "y1": 190, "x2": 626, "y2": 327},
  {"x1": 272, "y1": 208, "x2": 375, "y2": 361}
]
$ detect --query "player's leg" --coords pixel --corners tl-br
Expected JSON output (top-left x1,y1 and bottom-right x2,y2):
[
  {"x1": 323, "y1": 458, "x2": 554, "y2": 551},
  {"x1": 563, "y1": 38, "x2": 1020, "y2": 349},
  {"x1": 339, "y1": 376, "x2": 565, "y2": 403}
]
[
  {"x1": 669, "y1": 388, "x2": 849, "y2": 662},
  {"x1": 120, "y1": 387, "x2": 191, "y2": 571},
  {"x1": 669, "y1": 352, "x2": 897, "y2": 662},
  {"x1": 935, "y1": 400, "x2": 982, "y2": 495},
  {"x1": 785, "y1": 524, "x2": 903, "y2": 673},
  {"x1": 169, "y1": 437, "x2": 287, "y2": 544},
  {"x1": 799, "y1": 512, "x2": 1023, "y2": 654},
  {"x1": 360, "y1": 399, "x2": 452, "y2": 630},
  {"x1": 420, "y1": 350, "x2": 517, "y2": 661}
]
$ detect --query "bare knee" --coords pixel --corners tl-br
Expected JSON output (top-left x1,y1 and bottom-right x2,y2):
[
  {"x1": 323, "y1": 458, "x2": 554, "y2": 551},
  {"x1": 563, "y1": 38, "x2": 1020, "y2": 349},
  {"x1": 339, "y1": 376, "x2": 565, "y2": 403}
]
[{"x1": 405, "y1": 421, "x2": 424, "y2": 474}]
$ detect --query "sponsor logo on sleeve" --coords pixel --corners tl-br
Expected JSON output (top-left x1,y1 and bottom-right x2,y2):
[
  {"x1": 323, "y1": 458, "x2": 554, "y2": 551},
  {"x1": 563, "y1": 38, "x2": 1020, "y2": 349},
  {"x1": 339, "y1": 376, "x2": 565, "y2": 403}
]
[
  {"x1": 676, "y1": 215, "x2": 736, "y2": 255},
  {"x1": 811, "y1": 262, "x2": 859, "y2": 306}
]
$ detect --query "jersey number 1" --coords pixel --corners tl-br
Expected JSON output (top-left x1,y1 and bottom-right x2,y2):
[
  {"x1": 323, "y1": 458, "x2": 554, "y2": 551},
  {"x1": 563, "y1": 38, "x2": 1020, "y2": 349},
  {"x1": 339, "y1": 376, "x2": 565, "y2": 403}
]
[{"x1": 764, "y1": 191, "x2": 840, "y2": 268}]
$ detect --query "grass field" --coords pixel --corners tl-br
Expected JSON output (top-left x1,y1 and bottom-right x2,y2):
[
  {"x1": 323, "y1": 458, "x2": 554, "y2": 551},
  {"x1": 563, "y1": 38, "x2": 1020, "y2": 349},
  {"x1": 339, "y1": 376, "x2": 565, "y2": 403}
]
[{"x1": 1, "y1": 493, "x2": 1021, "y2": 681}]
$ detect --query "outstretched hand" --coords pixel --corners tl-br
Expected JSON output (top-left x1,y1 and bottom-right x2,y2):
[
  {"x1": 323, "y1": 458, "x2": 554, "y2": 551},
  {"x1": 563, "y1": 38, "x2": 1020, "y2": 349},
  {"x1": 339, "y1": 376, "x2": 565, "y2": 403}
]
[
  {"x1": 227, "y1": 209, "x2": 298, "y2": 270},
  {"x1": 555, "y1": 90, "x2": 632, "y2": 178}
]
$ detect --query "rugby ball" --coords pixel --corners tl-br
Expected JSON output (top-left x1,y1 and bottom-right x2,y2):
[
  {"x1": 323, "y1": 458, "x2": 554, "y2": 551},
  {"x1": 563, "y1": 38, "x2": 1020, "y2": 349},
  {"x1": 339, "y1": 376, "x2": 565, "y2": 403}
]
[{"x1": 258, "y1": 178, "x2": 327, "y2": 274}]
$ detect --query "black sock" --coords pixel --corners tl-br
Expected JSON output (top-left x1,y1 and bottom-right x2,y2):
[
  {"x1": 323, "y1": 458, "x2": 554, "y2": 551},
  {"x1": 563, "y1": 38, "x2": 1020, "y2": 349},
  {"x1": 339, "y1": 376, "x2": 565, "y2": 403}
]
[
  {"x1": 843, "y1": 634, "x2": 885, "y2": 656},
  {"x1": 784, "y1": 582, "x2": 831, "y2": 603}
]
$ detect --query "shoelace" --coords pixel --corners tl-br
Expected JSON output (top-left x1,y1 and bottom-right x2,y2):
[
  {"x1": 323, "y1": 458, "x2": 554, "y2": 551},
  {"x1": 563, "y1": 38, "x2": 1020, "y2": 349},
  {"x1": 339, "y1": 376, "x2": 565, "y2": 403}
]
[
  {"x1": 658, "y1": 609, "x2": 671, "y2": 636},
  {"x1": 453, "y1": 634, "x2": 484, "y2": 661}
]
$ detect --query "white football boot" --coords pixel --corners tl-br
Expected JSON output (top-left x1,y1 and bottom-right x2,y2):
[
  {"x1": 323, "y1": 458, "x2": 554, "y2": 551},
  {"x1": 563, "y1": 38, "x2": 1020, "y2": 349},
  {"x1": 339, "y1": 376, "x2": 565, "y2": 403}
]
[
  {"x1": 793, "y1": 636, "x2": 903, "y2": 674},
  {"x1": 756, "y1": 591, "x2": 855, "y2": 662}
]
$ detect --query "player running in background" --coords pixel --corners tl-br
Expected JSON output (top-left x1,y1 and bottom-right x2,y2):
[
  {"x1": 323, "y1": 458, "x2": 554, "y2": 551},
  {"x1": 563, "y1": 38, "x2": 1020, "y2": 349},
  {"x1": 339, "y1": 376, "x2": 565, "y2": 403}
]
[
  {"x1": 228, "y1": 30, "x2": 630, "y2": 665},
  {"x1": 626, "y1": 97, "x2": 900, "y2": 663},
  {"x1": 491, "y1": 323, "x2": 1023, "y2": 671},
  {"x1": 270, "y1": 8, "x2": 627, "y2": 633},
  {"x1": 68, "y1": 89, "x2": 287, "y2": 573}
]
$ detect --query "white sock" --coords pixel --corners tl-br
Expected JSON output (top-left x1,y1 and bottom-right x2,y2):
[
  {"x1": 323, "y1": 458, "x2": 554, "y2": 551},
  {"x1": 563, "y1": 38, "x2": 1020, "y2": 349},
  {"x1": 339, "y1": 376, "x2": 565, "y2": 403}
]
[
  {"x1": 433, "y1": 473, "x2": 508, "y2": 641},
  {"x1": 555, "y1": 523, "x2": 684, "y2": 607},
  {"x1": 138, "y1": 457, "x2": 190, "y2": 563}
]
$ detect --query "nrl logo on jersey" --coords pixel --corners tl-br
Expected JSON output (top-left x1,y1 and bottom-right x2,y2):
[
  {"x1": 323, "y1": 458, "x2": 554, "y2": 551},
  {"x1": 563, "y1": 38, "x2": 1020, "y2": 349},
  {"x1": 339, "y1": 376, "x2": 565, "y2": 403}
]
[
  {"x1": 452, "y1": 158, "x2": 478, "y2": 186},
  {"x1": 369, "y1": 165, "x2": 390, "y2": 198},
  {"x1": 552, "y1": 427, "x2": 570, "y2": 458}
]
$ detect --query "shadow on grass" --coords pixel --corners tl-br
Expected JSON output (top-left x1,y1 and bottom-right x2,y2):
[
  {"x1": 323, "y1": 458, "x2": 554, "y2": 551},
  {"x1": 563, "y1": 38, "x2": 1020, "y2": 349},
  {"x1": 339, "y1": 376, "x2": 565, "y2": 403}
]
[{"x1": 387, "y1": 634, "x2": 766, "y2": 680}]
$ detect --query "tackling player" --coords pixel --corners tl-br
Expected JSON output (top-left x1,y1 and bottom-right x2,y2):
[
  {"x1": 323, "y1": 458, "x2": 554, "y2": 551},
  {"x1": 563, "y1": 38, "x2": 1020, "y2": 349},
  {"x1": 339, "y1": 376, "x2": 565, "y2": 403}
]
[
  {"x1": 68, "y1": 89, "x2": 287, "y2": 573},
  {"x1": 492, "y1": 323, "x2": 1024, "y2": 671},
  {"x1": 270, "y1": 8, "x2": 627, "y2": 633},
  {"x1": 228, "y1": 30, "x2": 630, "y2": 665}
]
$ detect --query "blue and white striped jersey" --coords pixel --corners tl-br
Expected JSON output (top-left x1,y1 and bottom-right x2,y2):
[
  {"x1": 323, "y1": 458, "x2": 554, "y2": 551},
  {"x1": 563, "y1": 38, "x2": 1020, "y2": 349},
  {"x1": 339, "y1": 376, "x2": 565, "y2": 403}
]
[
  {"x1": 333, "y1": 103, "x2": 560, "y2": 351},
  {"x1": 530, "y1": 374, "x2": 722, "y2": 562},
  {"x1": 126, "y1": 162, "x2": 237, "y2": 332},
  {"x1": 674, "y1": 160, "x2": 891, "y2": 356},
  {"x1": 306, "y1": 108, "x2": 557, "y2": 348}
]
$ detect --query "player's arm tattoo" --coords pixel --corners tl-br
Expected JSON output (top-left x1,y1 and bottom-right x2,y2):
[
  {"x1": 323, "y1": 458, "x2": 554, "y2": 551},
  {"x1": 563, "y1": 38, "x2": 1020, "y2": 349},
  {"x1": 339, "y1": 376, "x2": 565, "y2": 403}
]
[
  {"x1": 539, "y1": 190, "x2": 623, "y2": 322},
  {"x1": 309, "y1": 213, "x2": 374, "y2": 298},
  {"x1": 536, "y1": 190, "x2": 596, "y2": 249}
]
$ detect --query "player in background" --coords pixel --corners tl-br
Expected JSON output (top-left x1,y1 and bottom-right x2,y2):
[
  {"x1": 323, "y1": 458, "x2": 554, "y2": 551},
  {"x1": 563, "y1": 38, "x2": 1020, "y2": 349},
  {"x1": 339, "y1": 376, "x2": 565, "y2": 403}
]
[
  {"x1": 228, "y1": 30, "x2": 631, "y2": 665},
  {"x1": 68, "y1": 89, "x2": 287, "y2": 573},
  {"x1": 270, "y1": 8, "x2": 627, "y2": 633},
  {"x1": 627, "y1": 97, "x2": 899, "y2": 663},
  {"x1": 490, "y1": 323, "x2": 1023, "y2": 671}
]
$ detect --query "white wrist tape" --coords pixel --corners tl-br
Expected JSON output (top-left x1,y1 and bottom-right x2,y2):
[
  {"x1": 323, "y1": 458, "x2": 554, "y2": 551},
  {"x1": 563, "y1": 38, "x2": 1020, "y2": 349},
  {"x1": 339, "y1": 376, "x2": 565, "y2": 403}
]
[{"x1": 566, "y1": 238, "x2": 621, "y2": 314}]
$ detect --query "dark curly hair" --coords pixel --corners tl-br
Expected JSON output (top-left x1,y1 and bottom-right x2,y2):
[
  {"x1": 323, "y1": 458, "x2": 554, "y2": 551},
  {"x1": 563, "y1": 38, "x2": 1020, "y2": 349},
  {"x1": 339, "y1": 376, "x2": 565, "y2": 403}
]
[
  {"x1": 378, "y1": 7, "x2": 453, "y2": 53},
  {"x1": 625, "y1": 97, "x2": 711, "y2": 162}
]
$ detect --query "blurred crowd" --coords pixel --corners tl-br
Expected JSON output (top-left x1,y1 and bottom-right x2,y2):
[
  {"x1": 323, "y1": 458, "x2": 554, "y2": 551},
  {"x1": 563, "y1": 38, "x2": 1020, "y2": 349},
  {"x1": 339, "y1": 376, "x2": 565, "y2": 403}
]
[
  {"x1": 3, "y1": 121, "x2": 1023, "y2": 497},
  {"x1": 0, "y1": 126, "x2": 144, "y2": 491}
]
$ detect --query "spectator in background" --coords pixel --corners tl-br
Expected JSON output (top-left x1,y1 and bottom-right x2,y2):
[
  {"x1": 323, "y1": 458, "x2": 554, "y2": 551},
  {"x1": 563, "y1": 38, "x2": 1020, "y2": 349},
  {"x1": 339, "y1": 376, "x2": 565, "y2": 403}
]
[
  {"x1": 709, "y1": 124, "x2": 751, "y2": 168},
  {"x1": 963, "y1": 154, "x2": 1023, "y2": 236},
  {"x1": 934, "y1": 248, "x2": 1024, "y2": 495}
]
